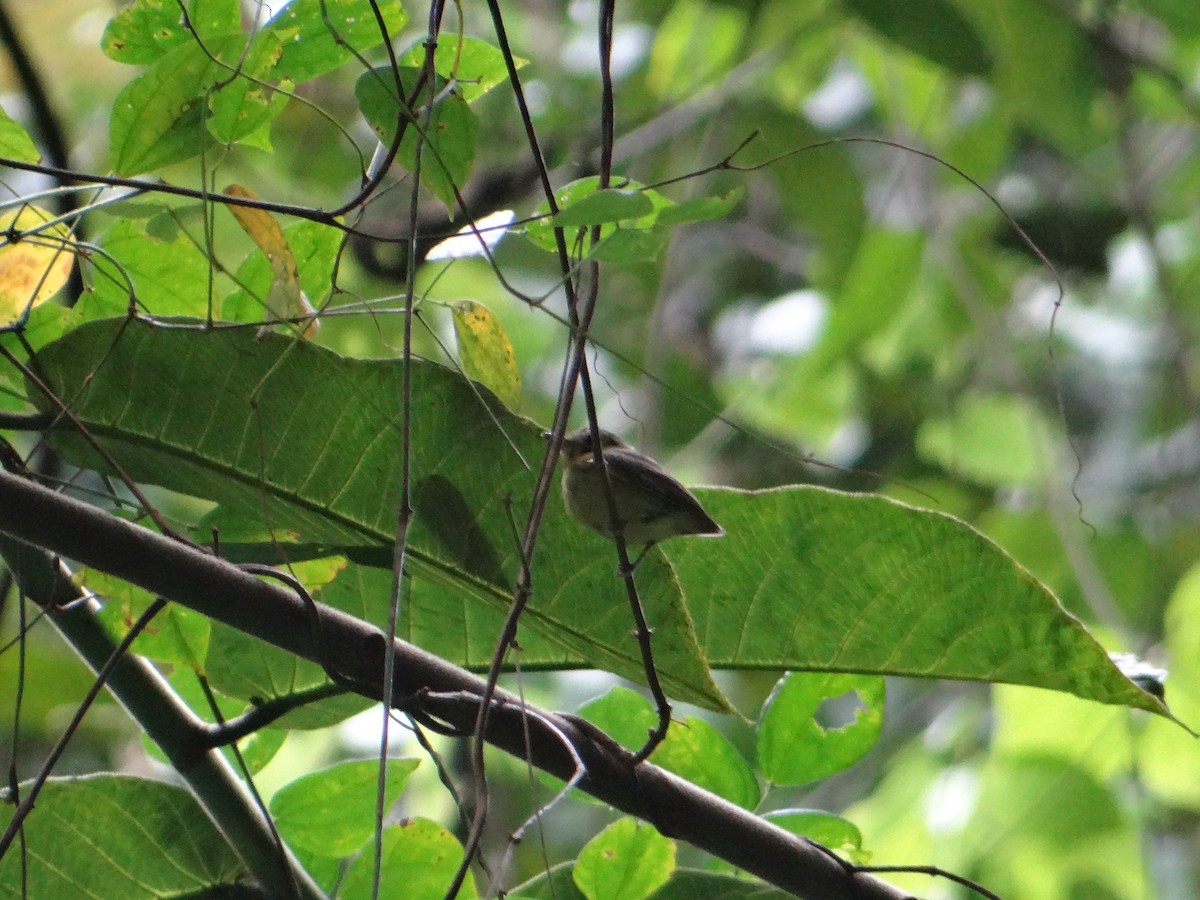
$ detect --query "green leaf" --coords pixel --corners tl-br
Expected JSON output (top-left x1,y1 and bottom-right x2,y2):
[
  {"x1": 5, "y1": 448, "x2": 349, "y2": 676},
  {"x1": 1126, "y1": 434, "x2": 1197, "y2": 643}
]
[
  {"x1": 101, "y1": 0, "x2": 241, "y2": 65},
  {"x1": 554, "y1": 189, "x2": 655, "y2": 227},
  {"x1": 398, "y1": 36, "x2": 526, "y2": 103},
  {"x1": 757, "y1": 673, "x2": 884, "y2": 785},
  {"x1": 846, "y1": 0, "x2": 992, "y2": 75},
  {"x1": 579, "y1": 687, "x2": 759, "y2": 809},
  {"x1": 650, "y1": 869, "x2": 793, "y2": 899},
  {"x1": 84, "y1": 567, "x2": 211, "y2": 667},
  {"x1": 652, "y1": 716, "x2": 760, "y2": 810},
  {"x1": 762, "y1": 809, "x2": 864, "y2": 859},
  {"x1": 591, "y1": 228, "x2": 669, "y2": 265},
  {"x1": 730, "y1": 106, "x2": 866, "y2": 286},
  {"x1": 356, "y1": 66, "x2": 478, "y2": 209},
  {"x1": 140, "y1": 670, "x2": 286, "y2": 773},
  {"x1": 525, "y1": 177, "x2": 674, "y2": 262},
  {"x1": 339, "y1": 819, "x2": 478, "y2": 899},
  {"x1": 263, "y1": 0, "x2": 409, "y2": 83},
  {"x1": 574, "y1": 818, "x2": 675, "y2": 900},
  {"x1": 511, "y1": 862, "x2": 586, "y2": 899},
  {"x1": 916, "y1": 392, "x2": 1052, "y2": 485},
  {"x1": 0, "y1": 775, "x2": 245, "y2": 895},
  {"x1": 0, "y1": 106, "x2": 39, "y2": 163},
  {"x1": 1142, "y1": 0, "x2": 1200, "y2": 32},
  {"x1": 654, "y1": 188, "x2": 744, "y2": 226},
  {"x1": 647, "y1": 0, "x2": 747, "y2": 101},
  {"x1": 519, "y1": 866, "x2": 793, "y2": 900},
  {"x1": 91, "y1": 218, "x2": 214, "y2": 317},
  {"x1": 29, "y1": 319, "x2": 1170, "y2": 718},
  {"x1": 578, "y1": 685, "x2": 658, "y2": 750},
  {"x1": 207, "y1": 29, "x2": 292, "y2": 144},
  {"x1": 271, "y1": 759, "x2": 420, "y2": 858},
  {"x1": 665, "y1": 488, "x2": 1166, "y2": 715},
  {"x1": 108, "y1": 35, "x2": 236, "y2": 175},
  {"x1": 320, "y1": 562, "x2": 615, "y2": 670},
  {"x1": 452, "y1": 300, "x2": 522, "y2": 410},
  {"x1": 1138, "y1": 562, "x2": 1200, "y2": 808},
  {"x1": 31, "y1": 318, "x2": 727, "y2": 712},
  {"x1": 206, "y1": 597, "x2": 373, "y2": 731},
  {"x1": 969, "y1": 756, "x2": 1141, "y2": 898}
]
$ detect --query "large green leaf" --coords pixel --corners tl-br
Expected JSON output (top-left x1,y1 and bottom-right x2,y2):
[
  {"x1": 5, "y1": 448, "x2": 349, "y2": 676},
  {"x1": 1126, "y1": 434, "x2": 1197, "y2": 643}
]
[
  {"x1": 29, "y1": 318, "x2": 724, "y2": 711},
  {"x1": 0, "y1": 775, "x2": 245, "y2": 895},
  {"x1": 397, "y1": 36, "x2": 525, "y2": 104},
  {"x1": 757, "y1": 673, "x2": 885, "y2": 785},
  {"x1": 669, "y1": 488, "x2": 1161, "y2": 713},
  {"x1": 91, "y1": 218, "x2": 215, "y2": 317},
  {"x1": 27, "y1": 319, "x2": 1166, "y2": 716},
  {"x1": 580, "y1": 687, "x2": 761, "y2": 810}
]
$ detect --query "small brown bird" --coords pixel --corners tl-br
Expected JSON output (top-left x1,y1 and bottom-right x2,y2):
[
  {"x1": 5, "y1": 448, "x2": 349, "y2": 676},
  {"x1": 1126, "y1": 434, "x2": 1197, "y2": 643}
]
[{"x1": 552, "y1": 426, "x2": 723, "y2": 568}]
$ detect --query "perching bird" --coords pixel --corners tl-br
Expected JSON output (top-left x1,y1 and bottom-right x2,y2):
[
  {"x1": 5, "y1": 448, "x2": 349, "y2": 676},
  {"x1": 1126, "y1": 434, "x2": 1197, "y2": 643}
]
[{"x1": 552, "y1": 426, "x2": 723, "y2": 569}]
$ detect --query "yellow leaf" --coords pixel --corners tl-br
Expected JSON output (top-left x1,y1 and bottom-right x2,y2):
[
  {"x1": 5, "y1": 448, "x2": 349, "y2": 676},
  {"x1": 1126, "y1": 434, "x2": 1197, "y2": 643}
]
[
  {"x1": 451, "y1": 300, "x2": 521, "y2": 410},
  {"x1": 225, "y1": 184, "x2": 318, "y2": 336},
  {"x1": 0, "y1": 205, "x2": 75, "y2": 327}
]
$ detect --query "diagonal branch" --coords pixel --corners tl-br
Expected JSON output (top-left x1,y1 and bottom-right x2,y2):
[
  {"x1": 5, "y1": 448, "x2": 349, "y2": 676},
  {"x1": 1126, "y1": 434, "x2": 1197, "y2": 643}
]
[{"x1": 0, "y1": 469, "x2": 910, "y2": 900}]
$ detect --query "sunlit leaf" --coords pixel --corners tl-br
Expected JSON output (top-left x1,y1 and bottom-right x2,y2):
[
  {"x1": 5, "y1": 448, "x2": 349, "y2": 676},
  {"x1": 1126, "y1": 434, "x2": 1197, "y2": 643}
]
[
  {"x1": 108, "y1": 35, "x2": 235, "y2": 175},
  {"x1": 451, "y1": 300, "x2": 521, "y2": 409},
  {"x1": 82, "y1": 567, "x2": 210, "y2": 668},
  {"x1": 763, "y1": 809, "x2": 865, "y2": 860},
  {"x1": 525, "y1": 177, "x2": 673, "y2": 263},
  {"x1": 271, "y1": 759, "x2": 420, "y2": 858},
  {"x1": 224, "y1": 184, "x2": 318, "y2": 334},
  {"x1": 207, "y1": 31, "x2": 292, "y2": 145},
  {"x1": 339, "y1": 820, "x2": 477, "y2": 899},
  {"x1": 222, "y1": 219, "x2": 342, "y2": 326},
  {"x1": 101, "y1": 0, "x2": 241, "y2": 64},
  {"x1": 553, "y1": 188, "x2": 655, "y2": 227},
  {"x1": 0, "y1": 205, "x2": 74, "y2": 328},
  {"x1": 264, "y1": 0, "x2": 409, "y2": 83},
  {"x1": 847, "y1": 0, "x2": 992, "y2": 75},
  {"x1": 90, "y1": 217, "x2": 211, "y2": 317},
  {"x1": 574, "y1": 818, "x2": 675, "y2": 900},
  {"x1": 917, "y1": 392, "x2": 1052, "y2": 485},
  {"x1": 0, "y1": 107, "x2": 39, "y2": 163},
  {"x1": 580, "y1": 687, "x2": 760, "y2": 809},
  {"x1": 0, "y1": 776, "x2": 245, "y2": 894},
  {"x1": 757, "y1": 673, "x2": 885, "y2": 785}
]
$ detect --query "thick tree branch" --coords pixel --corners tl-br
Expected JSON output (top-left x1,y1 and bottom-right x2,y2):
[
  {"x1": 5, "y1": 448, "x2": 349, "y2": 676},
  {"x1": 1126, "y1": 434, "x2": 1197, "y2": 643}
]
[{"x1": 0, "y1": 469, "x2": 911, "y2": 900}]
